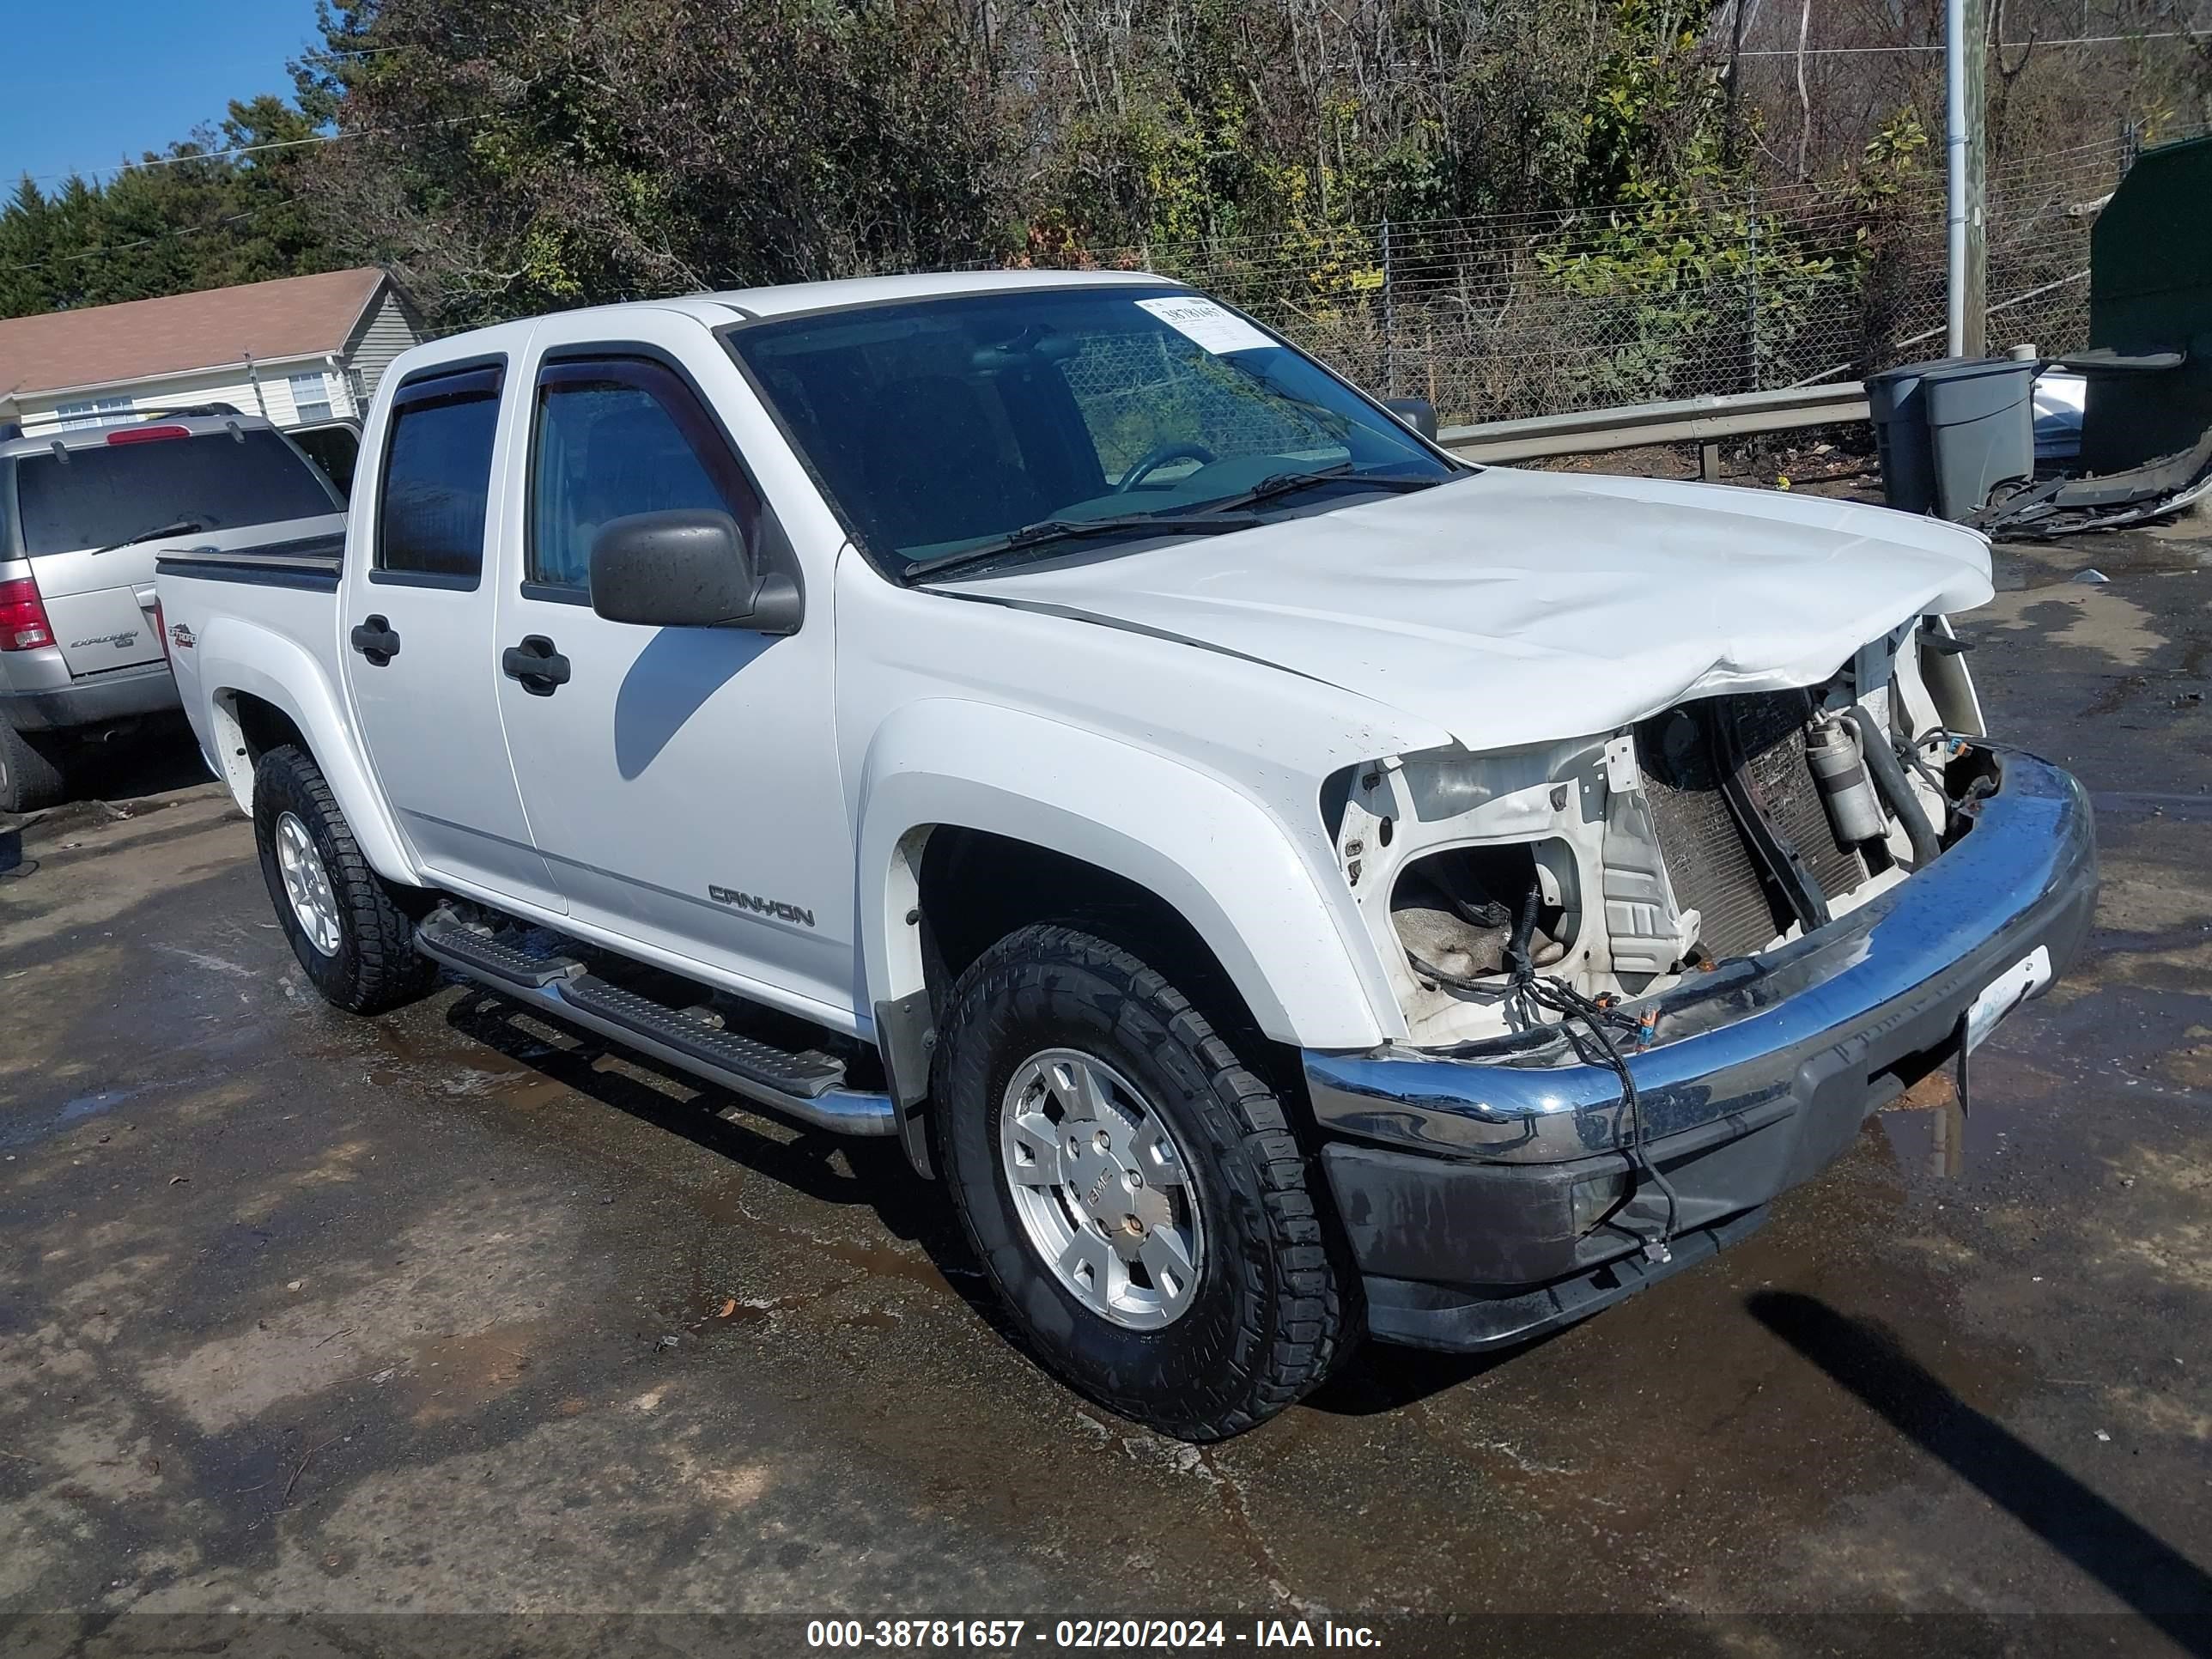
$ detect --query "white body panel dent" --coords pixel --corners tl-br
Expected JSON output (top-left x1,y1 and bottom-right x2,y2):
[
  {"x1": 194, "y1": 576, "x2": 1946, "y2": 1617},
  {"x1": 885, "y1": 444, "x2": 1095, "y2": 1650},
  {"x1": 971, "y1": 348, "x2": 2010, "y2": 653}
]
[{"x1": 951, "y1": 466, "x2": 1996, "y2": 751}]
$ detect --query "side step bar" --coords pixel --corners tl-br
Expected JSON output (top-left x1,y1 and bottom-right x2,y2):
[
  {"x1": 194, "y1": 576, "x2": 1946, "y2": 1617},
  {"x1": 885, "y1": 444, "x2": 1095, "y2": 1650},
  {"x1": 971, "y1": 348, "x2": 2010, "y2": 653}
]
[{"x1": 416, "y1": 923, "x2": 896, "y2": 1138}]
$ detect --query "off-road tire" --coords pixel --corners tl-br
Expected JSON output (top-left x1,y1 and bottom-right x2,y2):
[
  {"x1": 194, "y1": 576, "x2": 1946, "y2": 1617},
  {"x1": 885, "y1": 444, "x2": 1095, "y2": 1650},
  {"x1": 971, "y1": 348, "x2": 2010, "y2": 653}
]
[
  {"x1": 253, "y1": 744, "x2": 434, "y2": 1013},
  {"x1": 933, "y1": 923, "x2": 1347, "y2": 1440},
  {"x1": 0, "y1": 720, "x2": 68, "y2": 815}
]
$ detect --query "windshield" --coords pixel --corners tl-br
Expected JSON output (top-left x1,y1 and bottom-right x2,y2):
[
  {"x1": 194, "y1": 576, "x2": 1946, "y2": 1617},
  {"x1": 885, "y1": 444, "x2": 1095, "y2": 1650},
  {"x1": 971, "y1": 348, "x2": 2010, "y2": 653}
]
[
  {"x1": 14, "y1": 429, "x2": 341, "y2": 556},
  {"x1": 725, "y1": 286, "x2": 1460, "y2": 577}
]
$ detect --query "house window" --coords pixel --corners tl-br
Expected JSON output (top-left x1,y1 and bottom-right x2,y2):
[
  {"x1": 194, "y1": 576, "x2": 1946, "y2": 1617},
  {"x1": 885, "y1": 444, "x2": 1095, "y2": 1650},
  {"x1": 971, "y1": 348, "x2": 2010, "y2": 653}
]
[
  {"x1": 289, "y1": 371, "x2": 335, "y2": 424},
  {"x1": 54, "y1": 397, "x2": 135, "y2": 429}
]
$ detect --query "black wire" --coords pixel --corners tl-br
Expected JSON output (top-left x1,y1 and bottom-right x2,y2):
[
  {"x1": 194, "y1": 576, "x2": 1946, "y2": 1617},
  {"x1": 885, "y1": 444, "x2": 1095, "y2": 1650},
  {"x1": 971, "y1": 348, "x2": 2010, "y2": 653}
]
[
  {"x1": 1408, "y1": 883, "x2": 1683, "y2": 1258},
  {"x1": 1510, "y1": 967, "x2": 1683, "y2": 1259}
]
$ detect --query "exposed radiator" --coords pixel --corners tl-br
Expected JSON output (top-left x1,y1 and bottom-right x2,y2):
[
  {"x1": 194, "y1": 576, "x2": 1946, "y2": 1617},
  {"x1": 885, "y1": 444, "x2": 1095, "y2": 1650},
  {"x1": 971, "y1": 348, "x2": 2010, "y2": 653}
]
[{"x1": 1634, "y1": 691, "x2": 1867, "y2": 962}]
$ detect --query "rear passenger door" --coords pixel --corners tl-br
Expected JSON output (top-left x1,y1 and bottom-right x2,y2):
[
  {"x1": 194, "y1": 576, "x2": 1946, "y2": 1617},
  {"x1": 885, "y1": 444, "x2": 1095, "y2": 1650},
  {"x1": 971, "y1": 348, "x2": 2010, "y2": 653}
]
[
  {"x1": 339, "y1": 355, "x2": 564, "y2": 911},
  {"x1": 489, "y1": 322, "x2": 854, "y2": 1017}
]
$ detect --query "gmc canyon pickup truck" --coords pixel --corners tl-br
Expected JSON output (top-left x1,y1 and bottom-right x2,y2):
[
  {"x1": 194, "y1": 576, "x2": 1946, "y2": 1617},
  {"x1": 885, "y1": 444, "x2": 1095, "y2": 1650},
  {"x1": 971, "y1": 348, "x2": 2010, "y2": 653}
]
[{"x1": 156, "y1": 271, "x2": 2096, "y2": 1441}]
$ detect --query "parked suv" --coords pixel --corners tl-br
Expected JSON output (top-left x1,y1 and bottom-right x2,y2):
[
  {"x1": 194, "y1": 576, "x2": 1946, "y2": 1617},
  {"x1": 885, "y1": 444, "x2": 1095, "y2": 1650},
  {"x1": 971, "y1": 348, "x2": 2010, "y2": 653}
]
[{"x1": 0, "y1": 408, "x2": 345, "y2": 811}]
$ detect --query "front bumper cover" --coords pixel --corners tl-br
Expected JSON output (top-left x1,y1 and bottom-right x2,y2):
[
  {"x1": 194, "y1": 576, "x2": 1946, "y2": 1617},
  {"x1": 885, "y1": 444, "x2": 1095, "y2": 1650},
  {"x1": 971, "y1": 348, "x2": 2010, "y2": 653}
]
[{"x1": 1304, "y1": 745, "x2": 2097, "y2": 1352}]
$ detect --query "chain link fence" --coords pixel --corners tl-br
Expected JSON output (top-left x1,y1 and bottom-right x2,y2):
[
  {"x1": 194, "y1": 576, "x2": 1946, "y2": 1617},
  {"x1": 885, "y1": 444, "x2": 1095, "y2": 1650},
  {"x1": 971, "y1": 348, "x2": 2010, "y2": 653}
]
[{"x1": 1056, "y1": 130, "x2": 2162, "y2": 426}]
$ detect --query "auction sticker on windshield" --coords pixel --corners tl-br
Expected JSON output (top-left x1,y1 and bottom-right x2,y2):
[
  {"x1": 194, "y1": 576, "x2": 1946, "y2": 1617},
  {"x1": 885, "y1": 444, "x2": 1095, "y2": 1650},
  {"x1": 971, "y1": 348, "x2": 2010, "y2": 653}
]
[{"x1": 1136, "y1": 295, "x2": 1275, "y2": 355}]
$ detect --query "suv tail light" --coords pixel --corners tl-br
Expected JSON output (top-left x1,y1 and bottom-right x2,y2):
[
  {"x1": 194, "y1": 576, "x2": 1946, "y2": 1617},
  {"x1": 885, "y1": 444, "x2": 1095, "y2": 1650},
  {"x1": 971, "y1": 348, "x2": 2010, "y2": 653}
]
[
  {"x1": 0, "y1": 576, "x2": 55, "y2": 652},
  {"x1": 106, "y1": 424, "x2": 191, "y2": 445}
]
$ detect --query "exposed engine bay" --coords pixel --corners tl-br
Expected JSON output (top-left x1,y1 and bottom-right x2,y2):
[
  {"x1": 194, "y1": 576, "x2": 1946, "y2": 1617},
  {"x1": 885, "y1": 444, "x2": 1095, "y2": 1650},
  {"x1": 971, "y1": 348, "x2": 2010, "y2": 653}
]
[{"x1": 1332, "y1": 613, "x2": 1990, "y2": 1048}]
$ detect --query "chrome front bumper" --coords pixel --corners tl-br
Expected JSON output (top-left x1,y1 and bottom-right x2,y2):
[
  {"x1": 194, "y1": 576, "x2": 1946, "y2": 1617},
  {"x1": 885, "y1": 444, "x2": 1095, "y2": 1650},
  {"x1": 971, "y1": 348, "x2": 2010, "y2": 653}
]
[
  {"x1": 1308, "y1": 745, "x2": 2095, "y2": 1161},
  {"x1": 1304, "y1": 746, "x2": 2098, "y2": 1349}
]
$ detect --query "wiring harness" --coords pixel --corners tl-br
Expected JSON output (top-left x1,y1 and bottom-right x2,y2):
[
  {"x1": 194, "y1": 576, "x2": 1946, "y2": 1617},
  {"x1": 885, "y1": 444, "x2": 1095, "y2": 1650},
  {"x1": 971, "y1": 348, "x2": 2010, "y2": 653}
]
[{"x1": 1406, "y1": 882, "x2": 1684, "y2": 1262}]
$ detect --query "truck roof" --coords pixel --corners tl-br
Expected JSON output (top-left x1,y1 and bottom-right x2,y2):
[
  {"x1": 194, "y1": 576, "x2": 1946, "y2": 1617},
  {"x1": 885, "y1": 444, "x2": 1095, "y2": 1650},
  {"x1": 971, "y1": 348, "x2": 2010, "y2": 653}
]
[
  {"x1": 390, "y1": 270, "x2": 1189, "y2": 368},
  {"x1": 696, "y1": 267, "x2": 1182, "y2": 320}
]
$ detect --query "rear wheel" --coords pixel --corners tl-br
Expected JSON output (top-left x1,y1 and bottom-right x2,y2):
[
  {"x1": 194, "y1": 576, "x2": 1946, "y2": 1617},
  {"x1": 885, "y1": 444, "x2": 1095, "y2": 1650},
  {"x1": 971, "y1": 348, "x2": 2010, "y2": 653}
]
[
  {"x1": 253, "y1": 744, "x2": 435, "y2": 1013},
  {"x1": 934, "y1": 923, "x2": 1347, "y2": 1440},
  {"x1": 0, "y1": 720, "x2": 68, "y2": 815}
]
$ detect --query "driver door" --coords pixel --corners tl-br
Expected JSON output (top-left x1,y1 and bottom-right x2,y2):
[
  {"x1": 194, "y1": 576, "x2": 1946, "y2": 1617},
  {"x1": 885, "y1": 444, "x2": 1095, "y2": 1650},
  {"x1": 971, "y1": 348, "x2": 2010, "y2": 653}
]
[{"x1": 489, "y1": 320, "x2": 854, "y2": 1018}]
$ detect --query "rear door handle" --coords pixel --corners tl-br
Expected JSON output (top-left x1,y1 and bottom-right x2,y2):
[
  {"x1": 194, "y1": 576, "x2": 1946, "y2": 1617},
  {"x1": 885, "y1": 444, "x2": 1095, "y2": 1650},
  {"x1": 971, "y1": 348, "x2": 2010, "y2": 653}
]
[
  {"x1": 349, "y1": 615, "x2": 400, "y2": 665},
  {"x1": 501, "y1": 635, "x2": 571, "y2": 696}
]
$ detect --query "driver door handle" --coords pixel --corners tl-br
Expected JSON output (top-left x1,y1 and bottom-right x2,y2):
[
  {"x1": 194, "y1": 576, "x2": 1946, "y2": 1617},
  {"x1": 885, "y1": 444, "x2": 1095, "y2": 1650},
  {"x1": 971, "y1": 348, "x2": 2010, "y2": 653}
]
[
  {"x1": 501, "y1": 635, "x2": 571, "y2": 696},
  {"x1": 349, "y1": 615, "x2": 400, "y2": 665}
]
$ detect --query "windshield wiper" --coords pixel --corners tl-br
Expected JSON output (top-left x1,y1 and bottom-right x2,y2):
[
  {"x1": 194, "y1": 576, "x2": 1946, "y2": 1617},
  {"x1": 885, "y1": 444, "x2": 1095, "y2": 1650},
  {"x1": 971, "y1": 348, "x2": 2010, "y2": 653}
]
[
  {"x1": 903, "y1": 511, "x2": 1260, "y2": 583},
  {"x1": 91, "y1": 518, "x2": 203, "y2": 556},
  {"x1": 1194, "y1": 463, "x2": 1445, "y2": 515}
]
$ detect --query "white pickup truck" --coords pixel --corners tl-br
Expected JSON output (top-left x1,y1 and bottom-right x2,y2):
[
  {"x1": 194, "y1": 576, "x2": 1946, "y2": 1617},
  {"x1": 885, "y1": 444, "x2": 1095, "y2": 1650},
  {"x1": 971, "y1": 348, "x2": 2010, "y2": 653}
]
[{"x1": 157, "y1": 271, "x2": 2096, "y2": 1441}]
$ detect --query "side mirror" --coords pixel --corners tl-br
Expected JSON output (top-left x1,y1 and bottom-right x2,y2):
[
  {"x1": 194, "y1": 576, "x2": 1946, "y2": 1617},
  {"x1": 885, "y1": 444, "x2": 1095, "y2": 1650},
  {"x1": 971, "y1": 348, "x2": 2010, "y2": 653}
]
[
  {"x1": 588, "y1": 508, "x2": 802, "y2": 634},
  {"x1": 1382, "y1": 397, "x2": 1439, "y2": 442}
]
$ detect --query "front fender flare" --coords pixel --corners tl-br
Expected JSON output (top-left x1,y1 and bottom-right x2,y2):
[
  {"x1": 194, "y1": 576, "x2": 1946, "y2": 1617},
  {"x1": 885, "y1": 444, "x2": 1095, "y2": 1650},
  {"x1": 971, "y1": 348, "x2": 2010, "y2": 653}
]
[{"x1": 855, "y1": 699, "x2": 1395, "y2": 1053}]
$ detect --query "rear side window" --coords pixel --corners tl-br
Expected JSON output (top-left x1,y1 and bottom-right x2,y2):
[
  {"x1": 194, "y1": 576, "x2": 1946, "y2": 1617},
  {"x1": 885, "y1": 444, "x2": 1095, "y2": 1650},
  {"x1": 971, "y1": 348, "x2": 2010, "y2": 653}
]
[
  {"x1": 13, "y1": 430, "x2": 341, "y2": 556},
  {"x1": 377, "y1": 364, "x2": 502, "y2": 583},
  {"x1": 527, "y1": 356, "x2": 760, "y2": 592},
  {"x1": 292, "y1": 424, "x2": 362, "y2": 500}
]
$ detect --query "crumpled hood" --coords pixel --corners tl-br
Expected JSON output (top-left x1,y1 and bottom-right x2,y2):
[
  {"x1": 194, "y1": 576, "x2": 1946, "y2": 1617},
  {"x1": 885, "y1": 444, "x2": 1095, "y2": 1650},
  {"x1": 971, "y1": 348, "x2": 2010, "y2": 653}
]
[{"x1": 943, "y1": 465, "x2": 1995, "y2": 751}]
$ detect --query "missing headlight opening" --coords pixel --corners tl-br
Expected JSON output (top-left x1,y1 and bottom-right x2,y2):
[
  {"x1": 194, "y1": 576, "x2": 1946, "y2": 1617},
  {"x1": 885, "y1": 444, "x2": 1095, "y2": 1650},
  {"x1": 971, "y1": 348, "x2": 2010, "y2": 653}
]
[
  {"x1": 1346, "y1": 616, "x2": 1986, "y2": 1049},
  {"x1": 1392, "y1": 842, "x2": 1573, "y2": 985}
]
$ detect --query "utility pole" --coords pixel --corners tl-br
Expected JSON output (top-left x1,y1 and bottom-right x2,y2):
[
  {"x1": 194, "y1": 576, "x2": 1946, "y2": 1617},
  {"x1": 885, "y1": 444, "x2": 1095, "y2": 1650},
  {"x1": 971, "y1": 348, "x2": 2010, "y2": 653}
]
[{"x1": 1944, "y1": 0, "x2": 1988, "y2": 356}]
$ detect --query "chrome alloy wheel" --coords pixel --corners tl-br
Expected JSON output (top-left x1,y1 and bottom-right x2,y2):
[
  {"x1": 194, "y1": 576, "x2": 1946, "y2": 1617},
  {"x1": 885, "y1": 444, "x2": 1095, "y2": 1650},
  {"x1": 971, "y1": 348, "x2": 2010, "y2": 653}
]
[
  {"x1": 274, "y1": 810, "x2": 343, "y2": 957},
  {"x1": 998, "y1": 1048, "x2": 1205, "y2": 1330}
]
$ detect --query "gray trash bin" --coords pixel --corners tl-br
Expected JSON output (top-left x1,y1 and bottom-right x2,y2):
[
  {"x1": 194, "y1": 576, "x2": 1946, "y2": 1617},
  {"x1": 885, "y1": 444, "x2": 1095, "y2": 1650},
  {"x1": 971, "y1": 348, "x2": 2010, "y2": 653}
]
[
  {"x1": 1868, "y1": 357, "x2": 1968, "y2": 516},
  {"x1": 1869, "y1": 356, "x2": 2038, "y2": 520},
  {"x1": 1922, "y1": 356, "x2": 2036, "y2": 520}
]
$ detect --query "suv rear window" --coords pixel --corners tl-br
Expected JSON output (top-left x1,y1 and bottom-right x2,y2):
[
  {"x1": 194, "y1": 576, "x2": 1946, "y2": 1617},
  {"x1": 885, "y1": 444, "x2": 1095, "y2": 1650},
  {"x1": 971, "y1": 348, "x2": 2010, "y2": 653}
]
[{"x1": 14, "y1": 430, "x2": 340, "y2": 556}]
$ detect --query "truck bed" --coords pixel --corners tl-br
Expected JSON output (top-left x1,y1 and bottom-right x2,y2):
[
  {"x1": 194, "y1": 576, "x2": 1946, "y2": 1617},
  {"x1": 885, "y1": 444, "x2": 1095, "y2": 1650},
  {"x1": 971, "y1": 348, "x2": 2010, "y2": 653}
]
[{"x1": 154, "y1": 531, "x2": 344, "y2": 592}]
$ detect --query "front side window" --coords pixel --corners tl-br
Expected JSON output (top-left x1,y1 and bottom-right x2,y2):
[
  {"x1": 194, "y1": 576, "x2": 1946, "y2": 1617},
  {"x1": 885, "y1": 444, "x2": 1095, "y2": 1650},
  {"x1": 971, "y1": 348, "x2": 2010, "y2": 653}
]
[
  {"x1": 527, "y1": 356, "x2": 759, "y2": 592},
  {"x1": 376, "y1": 365, "x2": 501, "y2": 582},
  {"x1": 726, "y1": 285, "x2": 1457, "y2": 577}
]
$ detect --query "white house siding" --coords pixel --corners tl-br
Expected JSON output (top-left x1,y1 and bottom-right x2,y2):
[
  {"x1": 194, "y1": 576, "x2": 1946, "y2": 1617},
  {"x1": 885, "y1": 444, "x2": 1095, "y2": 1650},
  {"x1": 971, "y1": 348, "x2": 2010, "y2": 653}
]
[
  {"x1": 22, "y1": 366, "x2": 267, "y2": 434},
  {"x1": 340, "y1": 286, "x2": 427, "y2": 402},
  {"x1": 12, "y1": 356, "x2": 374, "y2": 436}
]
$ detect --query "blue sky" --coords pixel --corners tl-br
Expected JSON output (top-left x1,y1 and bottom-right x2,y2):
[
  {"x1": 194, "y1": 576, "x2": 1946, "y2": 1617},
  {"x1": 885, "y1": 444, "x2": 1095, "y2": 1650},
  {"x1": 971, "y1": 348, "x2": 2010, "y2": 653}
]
[{"x1": 3, "y1": 3, "x2": 326, "y2": 189}]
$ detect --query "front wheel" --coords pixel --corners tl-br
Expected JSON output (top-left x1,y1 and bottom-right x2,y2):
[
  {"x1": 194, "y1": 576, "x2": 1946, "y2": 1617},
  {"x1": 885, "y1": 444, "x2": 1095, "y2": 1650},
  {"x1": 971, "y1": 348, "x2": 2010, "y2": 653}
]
[
  {"x1": 253, "y1": 744, "x2": 435, "y2": 1013},
  {"x1": 933, "y1": 924, "x2": 1348, "y2": 1440}
]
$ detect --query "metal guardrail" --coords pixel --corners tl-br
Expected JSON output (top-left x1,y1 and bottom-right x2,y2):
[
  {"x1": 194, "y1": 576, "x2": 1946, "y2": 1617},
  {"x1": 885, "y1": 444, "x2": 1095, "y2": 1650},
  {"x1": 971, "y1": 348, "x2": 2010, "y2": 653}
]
[{"x1": 1437, "y1": 380, "x2": 1872, "y2": 476}]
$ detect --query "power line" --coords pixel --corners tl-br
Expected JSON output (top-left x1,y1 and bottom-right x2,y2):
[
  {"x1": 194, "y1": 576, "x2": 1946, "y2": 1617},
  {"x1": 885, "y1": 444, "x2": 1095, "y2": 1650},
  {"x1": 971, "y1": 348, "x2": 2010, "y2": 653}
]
[
  {"x1": 0, "y1": 204, "x2": 289, "y2": 276},
  {"x1": 21, "y1": 114, "x2": 491, "y2": 189}
]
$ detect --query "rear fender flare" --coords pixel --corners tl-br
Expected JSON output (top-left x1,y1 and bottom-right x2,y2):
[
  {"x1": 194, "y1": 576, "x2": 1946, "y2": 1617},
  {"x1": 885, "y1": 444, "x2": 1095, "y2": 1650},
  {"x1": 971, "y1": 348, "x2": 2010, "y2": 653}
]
[{"x1": 197, "y1": 616, "x2": 416, "y2": 882}]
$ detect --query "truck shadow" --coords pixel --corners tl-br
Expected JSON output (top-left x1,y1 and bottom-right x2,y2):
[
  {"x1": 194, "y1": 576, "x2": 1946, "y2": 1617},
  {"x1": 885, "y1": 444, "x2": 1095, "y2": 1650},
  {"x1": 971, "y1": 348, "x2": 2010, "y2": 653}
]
[
  {"x1": 1304, "y1": 1338, "x2": 1538, "y2": 1416},
  {"x1": 441, "y1": 983, "x2": 1601, "y2": 1422},
  {"x1": 438, "y1": 986, "x2": 976, "y2": 1267},
  {"x1": 1747, "y1": 1290, "x2": 2212, "y2": 1644}
]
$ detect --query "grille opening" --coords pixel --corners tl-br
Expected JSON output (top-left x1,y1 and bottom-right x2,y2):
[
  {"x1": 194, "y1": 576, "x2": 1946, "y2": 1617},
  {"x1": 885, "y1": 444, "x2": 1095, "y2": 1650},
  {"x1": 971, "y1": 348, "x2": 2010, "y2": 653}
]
[
  {"x1": 1391, "y1": 841, "x2": 1575, "y2": 984},
  {"x1": 1635, "y1": 691, "x2": 1870, "y2": 962}
]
